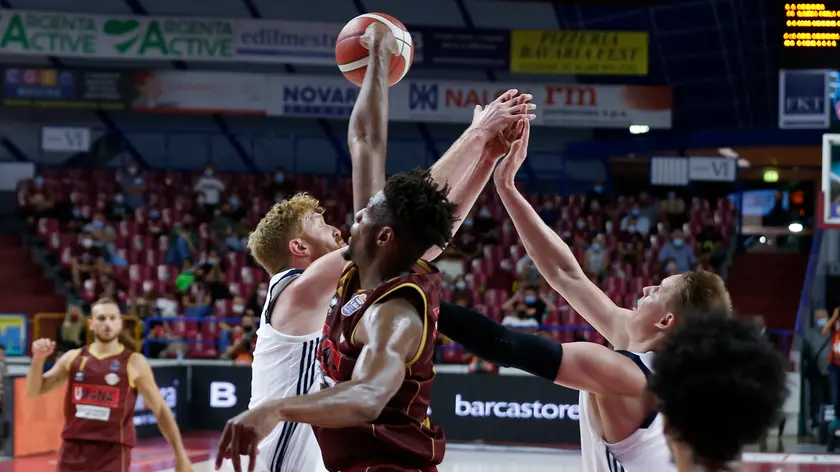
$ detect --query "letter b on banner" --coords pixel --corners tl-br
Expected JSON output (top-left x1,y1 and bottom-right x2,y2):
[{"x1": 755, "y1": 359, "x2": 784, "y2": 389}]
[{"x1": 210, "y1": 381, "x2": 237, "y2": 408}]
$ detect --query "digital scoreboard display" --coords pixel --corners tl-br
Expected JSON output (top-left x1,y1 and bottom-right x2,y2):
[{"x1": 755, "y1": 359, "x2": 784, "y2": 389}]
[{"x1": 782, "y1": 3, "x2": 840, "y2": 68}]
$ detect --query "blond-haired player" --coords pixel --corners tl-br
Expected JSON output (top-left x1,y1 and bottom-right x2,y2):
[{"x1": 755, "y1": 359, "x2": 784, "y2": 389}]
[
  {"x1": 234, "y1": 22, "x2": 534, "y2": 472},
  {"x1": 26, "y1": 298, "x2": 191, "y2": 472},
  {"x1": 436, "y1": 121, "x2": 733, "y2": 472}
]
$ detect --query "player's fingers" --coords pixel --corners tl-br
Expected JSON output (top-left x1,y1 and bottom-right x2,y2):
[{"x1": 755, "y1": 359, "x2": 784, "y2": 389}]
[
  {"x1": 247, "y1": 433, "x2": 258, "y2": 472},
  {"x1": 494, "y1": 89, "x2": 517, "y2": 103},
  {"x1": 215, "y1": 425, "x2": 232, "y2": 470},
  {"x1": 230, "y1": 425, "x2": 242, "y2": 472}
]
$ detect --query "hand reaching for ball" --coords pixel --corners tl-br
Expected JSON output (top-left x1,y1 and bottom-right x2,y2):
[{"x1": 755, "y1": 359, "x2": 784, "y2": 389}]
[
  {"x1": 470, "y1": 89, "x2": 537, "y2": 160},
  {"x1": 31, "y1": 338, "x2": 55, "y2": 360},
  {"x1": 360, "y1": 22, "x2": 398, "y2": 56}
]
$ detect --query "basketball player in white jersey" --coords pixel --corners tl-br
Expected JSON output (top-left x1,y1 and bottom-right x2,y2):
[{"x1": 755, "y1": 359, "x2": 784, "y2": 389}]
[
  {"x1": 649, "y1": 308, "x2": 787, "y2": 472},
  {"x1": 435, "y1": 120, "x2": 732, "y2": 472},
  {"x1": 224, "y1": 21, "x2": 535, "y2": 472}
]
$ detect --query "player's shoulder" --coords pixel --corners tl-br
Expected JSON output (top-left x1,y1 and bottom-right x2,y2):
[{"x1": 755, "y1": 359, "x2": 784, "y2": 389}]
[{"x1": 61, "y1": 347, "x2": 84, "y2": 366}]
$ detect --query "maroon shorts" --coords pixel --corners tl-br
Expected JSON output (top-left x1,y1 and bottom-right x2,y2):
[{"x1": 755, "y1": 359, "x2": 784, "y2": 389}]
[{"x1": 58, "y1": 439, "x2": 132, "y2": 472}]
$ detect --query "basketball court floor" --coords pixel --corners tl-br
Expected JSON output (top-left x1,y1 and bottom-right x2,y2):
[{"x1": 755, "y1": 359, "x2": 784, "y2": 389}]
[{"x1": 3, "y1": 432, "x2": 840, "y2": 471}]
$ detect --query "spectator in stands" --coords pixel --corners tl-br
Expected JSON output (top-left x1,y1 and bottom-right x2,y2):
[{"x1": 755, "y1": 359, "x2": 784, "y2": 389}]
[
  {"x1": 194, "y1": 163, "x2": 225, "y2": 208},
  {"x1": 146, "y1": 207, "x2": 166, "y2": 237},
  {"x1": 105, "y1": 192, "x2": 132, "y2": 222},
  {"x1": 659, "y1": 229, "x2": 696, "y2": 273},
  {"x1": 663, "y1": 258, "x2": 680, "y2": 278},
  {"x1": 501, "y1": 301, "x2": 540, "y2": 331},
  {"x1": 130, "y1": 280, "x2": 157, "y2": 321},
  {"x1": 155, "y1": 291, "x2": 179, "y2": 319},
  {"x1": 20, "y1": 175, "x2": 55, "y2": 226},
  {"x1": 452, "y1": 223, "x2": 482, "y2": 262},
  {"x1": 263, "y1": 166, "x2": 294, "y2": 202},
  {"x1": 166, "y1": 215, "x2": 199, "y2": 266},
  {"x1": 822, "y1": 307, "x2": 840, "y2": 431},
  {"x1": 661, "y1": 191, "x2": 687, "y2": 229},
  {"x1": 83, "y1": 212, "x2": 117, "y2": 256},
  {"x1": 182, "y1": 293, "x2": 212, "y2": 319},
  {"x1": 488, "y1": 258, "x2": 515, "y2": 292},
  {"x1": 231, "y1": 296, "x2": 247, "y2": 318},
  {"x1": 515, "y1": 254, "x2": 542, "y2": 287},
  {"x1": 697, "y1": 218, "x2": 725, "y2": 269},
  {"x1": 621, "y1": 203, "x2": 651, "y2": 235},
  {"x1": 247, "y1": 282, "x2": 269, "y2": 313},
  {"x1": 501, "y1": 284, "x2": 554, "y2": 324},
  {"x1": 450, "y1": 276, "x2": 472, "y2": 305},
  {"x1": 585, "y1": 179, "x2": 609, "y2": 211},
  {"x1": 211, "y1": 205, "x2": 237, "y2": 252},
  {"x1": 224, "y1": 193, "x2": 247, "y2": 221},
  {"x1": 196, "y1": 250, "x2": 230, "y2": 302},
  {"x1": 222, "y1": 311, "x2": 257, "y2": 363},
  {"x1": 573, "y1": 216, "x2": 594, "y2": 241},
  {"x1": 617, "y1": 218, "x2": 645, "y2": 266},
  {"x1": 584, "y1": 234, "x2": 610, "y2": 279},
  {"x1": 58, "y1": 304, "x2": 85, "y2": 352},
  {"x1": 538, "y1": 199, "x2": 559, "y2": 227},
  {"x1": 474, "y1": 204, "x2": 496, "y2": 235},
  {"x1": 804, "y1": 309, "x2": 832, "y2": 431},
  {"x1": 118, "y1": 161, "x2": 147, "y2": 209},
  {"x1": 70, "y1": 232, "x2": 105, "y2": 290},
  {"x1": 637, "y1": 191, "x2": 659, "y2": 224}
]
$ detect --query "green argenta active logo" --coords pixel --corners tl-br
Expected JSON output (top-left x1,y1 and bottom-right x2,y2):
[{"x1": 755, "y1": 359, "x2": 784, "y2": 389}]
[{"x1": 101, "y1": 17, "x2": 235, "y2": 58}]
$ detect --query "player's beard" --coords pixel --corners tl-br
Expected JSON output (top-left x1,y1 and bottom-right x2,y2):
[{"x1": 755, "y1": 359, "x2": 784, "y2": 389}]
[{"x1": 93, "y1": 330, "x2": 119, "y2": 344}]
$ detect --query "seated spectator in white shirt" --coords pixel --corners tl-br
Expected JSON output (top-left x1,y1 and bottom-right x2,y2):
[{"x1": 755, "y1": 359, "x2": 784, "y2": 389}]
[{"x1": 621, "y1": 204, "x2": 651, "y2": 235}]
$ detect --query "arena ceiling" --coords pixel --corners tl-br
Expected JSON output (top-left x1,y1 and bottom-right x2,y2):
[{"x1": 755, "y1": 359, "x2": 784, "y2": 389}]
[{"x1": 2, "y1": 0, "x2": 778, "y2": 132}]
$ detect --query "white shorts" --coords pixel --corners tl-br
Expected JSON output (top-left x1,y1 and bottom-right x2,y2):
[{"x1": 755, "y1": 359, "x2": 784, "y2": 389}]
[{"x1": 218, "y1": 421, "x2": 326, "y2": 472}]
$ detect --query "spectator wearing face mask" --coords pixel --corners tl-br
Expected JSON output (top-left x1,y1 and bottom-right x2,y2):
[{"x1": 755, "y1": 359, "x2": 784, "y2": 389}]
[
  {"x1": 453, "y1": 223, "x2": 482, "y2": 262},
  {"x1": 823, "y1": 307, "x2": 840, "y2": 431},
  {"x1": 221, "y1": 296, "x2": 248, "y2": 332},
  {"x1": 502, "y1": 301, "x2": 541, "y2": 331},
  {"x1": 20, "y1": 175, "x2": 55, "y2": 227},
  {"x1": 105, "y1": 193, "x2": 132, "y2": 222},
  {"x1": 662, "y1": 257, "x2": 680, "y2": 278},
  {"x1": 621, "y1": 204, "x2": 651, "y2": 235},
  {"x1": 617, "y1": 217, "x2": 646, "y2": 266},
  {"x1": 803, "y1": 309, "x2": 832, "y2": 431},
  {"x1": 166, "y1": 215, "x2": 200, "y2": 267},
  {"x1": 661, "y1": 191, "x2": 687, "y2": 229},
  {"x1": 264, "y1": 167, "x2": 294, "y2": 202},
  {"x1": 584, "y1": 234, "x2": 610, "y2": 279},
  {"x1": 197, "y1": 249, "x2": 230, "y2": 302},
  {"x1": 515, "y1": 254, "x2": 542, "y2": 288},
  {"x1": 223, "y1": 312, "x2": 258, "y2": 363},
  {"x1": 67, "y1": 204, "x2": 87, "y2": 233},
  {"x1": 58, "y1": 305, "x2": 86, "y2": 351},
  {"x1": 224, "y1": 193, "x2": 247, "y2": 221},
  {"x1": 585, "y1": 179, "x2": 609, "y2": 211},
  {"x1": 70, "y1": 232, "x2": 105, "y2": 291},
  {"x1": 450, "y1": 277, "x2": 472, "y2": 305},
  {"x1": 194, "y1": 163, "x2": 225, "y2": 208},
  {"x1": 248, "y1": 283, "x2": 269, "y2": 313},
  {"x1": 83, "y1": 212, "x2": 117, "y2": 257},
  {"x1": 696, "y1": 218, "x2": 725, "y2": 269},
  {"x1": 130, "y1": 280, "x2": 157, "y2": 321},
  {"x1": 658, "y1": 229, "x2": 696, "y2": 273},
  {"x1": 501, "y1": 285, "x2": 555, "y2": 324},
  {"x1": 146, "y1": 208, "x2": 166, "y2": 237},
  {"x1": 538, "y1": 199, "x2": 559, "y2": 227},
  {"x1": 118, "y1": 162, "x2": 147, "y2": 209},
  {"x1": 474, "y1": 205, "x2": 496, "y2": 235}
]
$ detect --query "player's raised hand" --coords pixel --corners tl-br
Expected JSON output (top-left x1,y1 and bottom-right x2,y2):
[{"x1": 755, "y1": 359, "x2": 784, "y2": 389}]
[
  {"x1": 472, "y1": 91, "x2": 536, "y2": 158},
  {"x1": 215, "y1": 406, "x2": 277, "y2": 472},
  {"x1": 494, "y1": 119, "x2": 531, "y2": 188},
  {"x1": 360, "y1": 22, "x2": 398, "y2": 55},
  {"x1": 31, "y1": 338, "x2": 55, "y2": 360}
]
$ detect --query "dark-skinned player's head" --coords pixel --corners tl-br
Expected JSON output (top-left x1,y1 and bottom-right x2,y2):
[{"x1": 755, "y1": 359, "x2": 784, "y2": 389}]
[
  {"x1": 344, "y1": 169, "x2": 456, "y2": 275},
  {"x1": 648, "y1": 310, "x2": 788, "y2": 472}
]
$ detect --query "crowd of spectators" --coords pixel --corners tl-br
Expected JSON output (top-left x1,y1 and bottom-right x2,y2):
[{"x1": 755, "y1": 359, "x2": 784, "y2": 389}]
[{"x1": 19, "y1": 163, "x2": 733, "y2": 365}]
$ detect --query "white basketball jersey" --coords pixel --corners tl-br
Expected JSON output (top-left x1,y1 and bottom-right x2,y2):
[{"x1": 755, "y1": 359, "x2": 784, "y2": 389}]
[
  {"x1": 248, "y1": 269, "x2": 327, "y2": 472},
  {"x1": 578, "y1": 351, "x2": 674, "y2": 472}
]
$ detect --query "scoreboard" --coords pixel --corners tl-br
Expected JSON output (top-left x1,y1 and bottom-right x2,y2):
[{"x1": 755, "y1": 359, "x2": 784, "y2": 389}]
[{"x1": 783, "y1": 3, "x2": 840, "y2": 68}]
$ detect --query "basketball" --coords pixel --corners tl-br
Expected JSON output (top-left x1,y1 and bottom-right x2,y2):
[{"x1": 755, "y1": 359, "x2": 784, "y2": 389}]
[{"x1": 335, "y1": 13, "x2": 414, "y2": 87}]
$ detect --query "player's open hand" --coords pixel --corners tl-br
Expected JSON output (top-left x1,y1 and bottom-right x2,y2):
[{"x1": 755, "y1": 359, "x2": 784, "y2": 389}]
[
  {"x1": 215, "y1": 406, "x2": 276, "y2": 472},
  {"x1": 472, "y1": 91, "x2": 536, "y2": 158},
  {"x1": 31, "y1": 338, "x2": 55, "y2": 360},
  {"x1": 360, "y1": 22, "x2": 398, "y2": 56},
  {"x1": 494, "y1": 119, "x2": 531, "y2": 188}
]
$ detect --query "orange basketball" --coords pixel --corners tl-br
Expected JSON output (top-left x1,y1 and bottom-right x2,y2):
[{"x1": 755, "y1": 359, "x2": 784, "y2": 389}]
[{"x1": 335, "y1": 13, "x2": 414, "y2": 87}]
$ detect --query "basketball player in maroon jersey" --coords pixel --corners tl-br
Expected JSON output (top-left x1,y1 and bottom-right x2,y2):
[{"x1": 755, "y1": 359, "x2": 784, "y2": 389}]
[
  {"x1": 26, "y1": 297, "x2": 192, "y2": 472},
  {"x1": 217, "y1": 169, "x2": 456, "y2": 472}
]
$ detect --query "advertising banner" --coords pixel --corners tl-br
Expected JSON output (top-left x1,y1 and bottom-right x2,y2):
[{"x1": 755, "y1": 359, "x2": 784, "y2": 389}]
[
  {"x1": 0, "y1": 10, "x2": 508, "y2": 70},
  {"x1": 822, "y1": 134, "x2": 840, "y2": 226},
  {"x1": 129, "y1": 70, "x2": 267, "y2": 115},
  {"x1": 430, "y1": 373, "x2": 580, "y2": 445},
  {"x1": 189, "y1": 364, "x2": 252, "y2": 430},
  {"x1": 1, "y1": 67, "x2": 129, "y2": 110},
  {"x1": 687, "y1": 157, "x2": 737, "y2": 183},
  {"x1": 510, "y1": 30, "x2": 649, "y2": 75},
  {"x1": 0, "y1": 315, "x2": 27, "y2": 356},
  {"x1": 133, "y1": 366, "x2": 187, "y2": 438},
  {"x1": 41, "y1": 127, "x2": 92, "y2": 152},
  {"x1": 778, "y1": 70, "x2": 830, "y2": 129}
]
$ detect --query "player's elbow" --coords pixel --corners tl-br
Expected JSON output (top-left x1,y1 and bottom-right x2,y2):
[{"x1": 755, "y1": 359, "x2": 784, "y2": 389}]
[{"x1": 349, "y1": 385, "x2": 389, "y2": 424}]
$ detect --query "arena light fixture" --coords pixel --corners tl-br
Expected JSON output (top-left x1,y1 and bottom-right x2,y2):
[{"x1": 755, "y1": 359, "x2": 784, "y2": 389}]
[
  {"x1": 629, "y1": 125, "x2": 649, "y2": 135},
  {"x1": 789, "y1": 222, "x2": 804, "y2": 233}
]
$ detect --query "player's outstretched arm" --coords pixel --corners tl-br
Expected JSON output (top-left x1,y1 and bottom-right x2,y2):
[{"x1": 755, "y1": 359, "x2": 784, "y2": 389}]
[
  {"x1": 422, "y1": 94, "x2": 536, "y2": 261},
  {"x1": 437, "y1": 301, "x2": 645, "y2": 396},
  {"x1": 25, "y1": 339, "x2": 75, "y2": 398},
  {"x1": 129, "y1": 354, "x2": 192, "y2": 472},
  {"x1": 348, "y1": 22, "x2": 396, "y2": 214},
  {"x1": 493, "y1": 121, "x2": 631, "y2": 348},
  {"x1": 215, "y1": 298, "x2": 423, "y2": 472}
]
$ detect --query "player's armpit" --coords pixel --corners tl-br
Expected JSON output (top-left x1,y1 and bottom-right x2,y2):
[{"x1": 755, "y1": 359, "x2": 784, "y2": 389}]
[{"x1": 554, "y1": 343, "x2": 647, "y2": 397}]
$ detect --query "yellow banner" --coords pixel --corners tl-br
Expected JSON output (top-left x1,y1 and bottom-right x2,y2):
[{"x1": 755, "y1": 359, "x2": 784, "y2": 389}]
[{"x1": 510, "y1": 30, "x2": 649, "y2": 75}]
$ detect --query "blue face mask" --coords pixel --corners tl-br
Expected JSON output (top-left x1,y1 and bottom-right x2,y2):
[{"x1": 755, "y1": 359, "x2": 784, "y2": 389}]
[
  {"x1": 204, "y1": 169, "x2": 213, "y2": 177},
  {"x1": 817, "y1": 318, "x2": 828, "y2": 328},
  {"x1": 576, "y1": 221, "x2": 585, "y2": 229},
  {"x1": 455, "y1": 281, "x2": 466, "y2": 290},
  {"x1": 149, "y1": 210, "x2": 160, "y2": 219},
  {"x1": 229, "y1": 198, "x2": 239, "y2": 207},
  {"x1": 463, "y1": 219, "x2": 473, "y2": 228},
  {"x1": 114, "y1": 194, "x2": 124, "y2": 203},
  {"x1": 672, "y1": 238, "x2": 684, "y2": 247},
  {"x1": 479, "y1": 209, "x2": 491, "y2": 218},
  {"x1": 594, "y1": 186, "x2": 602, "y2": 193},
  {"x1": 34, "y1": 177, "x2": 44, "y2": 186},
  {"x1": 627, "y1": 225, "x2": 637, "y2": 233},
  {"x1": 590, "y1": 243, "x2": 601, "y2": 251},
  {"x1": 92, "y1": 220, "x2": 104, "y2": 228},
  {"x1": 72, "y1": 208, "x2": 82, "y2": 218},
  {"x1": 207, "y1": 258, "x2": 218, "y2": 265},
  {"x1": 524, "y1": 295, "x2": 537, "y2": 304},
  {"x1": 631, "y1": 208, "x2": 640, "y2": 216},
  {"x1": 275, "y1": 173, "x2": 284, "y2": 183}
]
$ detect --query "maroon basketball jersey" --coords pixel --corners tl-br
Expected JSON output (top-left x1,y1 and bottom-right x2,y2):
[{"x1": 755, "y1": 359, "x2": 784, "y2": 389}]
[
  {"x1": 62, "y1": 345, "x2": 137, "y2": 447},
  {"x1": 315, "y1": 260, "x2": 445, "y2": 472}
]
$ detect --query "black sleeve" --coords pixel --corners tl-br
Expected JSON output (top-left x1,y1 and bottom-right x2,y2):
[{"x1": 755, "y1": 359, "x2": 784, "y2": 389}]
[{"x1": 437, "y1": 300, "x2": 563, "y2": 381}]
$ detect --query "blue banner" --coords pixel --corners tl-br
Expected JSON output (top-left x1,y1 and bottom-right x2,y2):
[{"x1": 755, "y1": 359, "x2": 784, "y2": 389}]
[
  {"x1": 1, "y1": 67, "x2": 129, "y2": 110},
  {"x1": 778, "y1": 69, "x2": 830, "y2": 129},
  {"x1": 0, "y1": 314, "x2": 28, "y2": 356}
]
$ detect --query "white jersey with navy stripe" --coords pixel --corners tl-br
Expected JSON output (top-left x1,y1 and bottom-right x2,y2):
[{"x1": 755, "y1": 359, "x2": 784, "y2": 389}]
[
  {"x1": 578, "y1": 351, "x2": 674, "y2": 472},
  {"x1": 246, "y1": 269, "x2": 327, "y2": 472}
]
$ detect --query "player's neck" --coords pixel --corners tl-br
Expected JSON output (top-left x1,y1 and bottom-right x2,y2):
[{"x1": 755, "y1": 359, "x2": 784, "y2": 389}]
[
  {"x1": 357, "y1": 262, "x2": 392, "y2": 290},
  {"x1": 90, "y1": 339, "x2": 122, "y2": 356}
]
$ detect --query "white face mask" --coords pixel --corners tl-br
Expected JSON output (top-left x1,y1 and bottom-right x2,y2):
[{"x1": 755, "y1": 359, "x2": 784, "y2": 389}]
[
  {"x1": 82, "y1": 239, "x2": 93, "y2": 248},
  {"x1": 233, "y1": 304, "x2": 245, "y2": 314}
]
